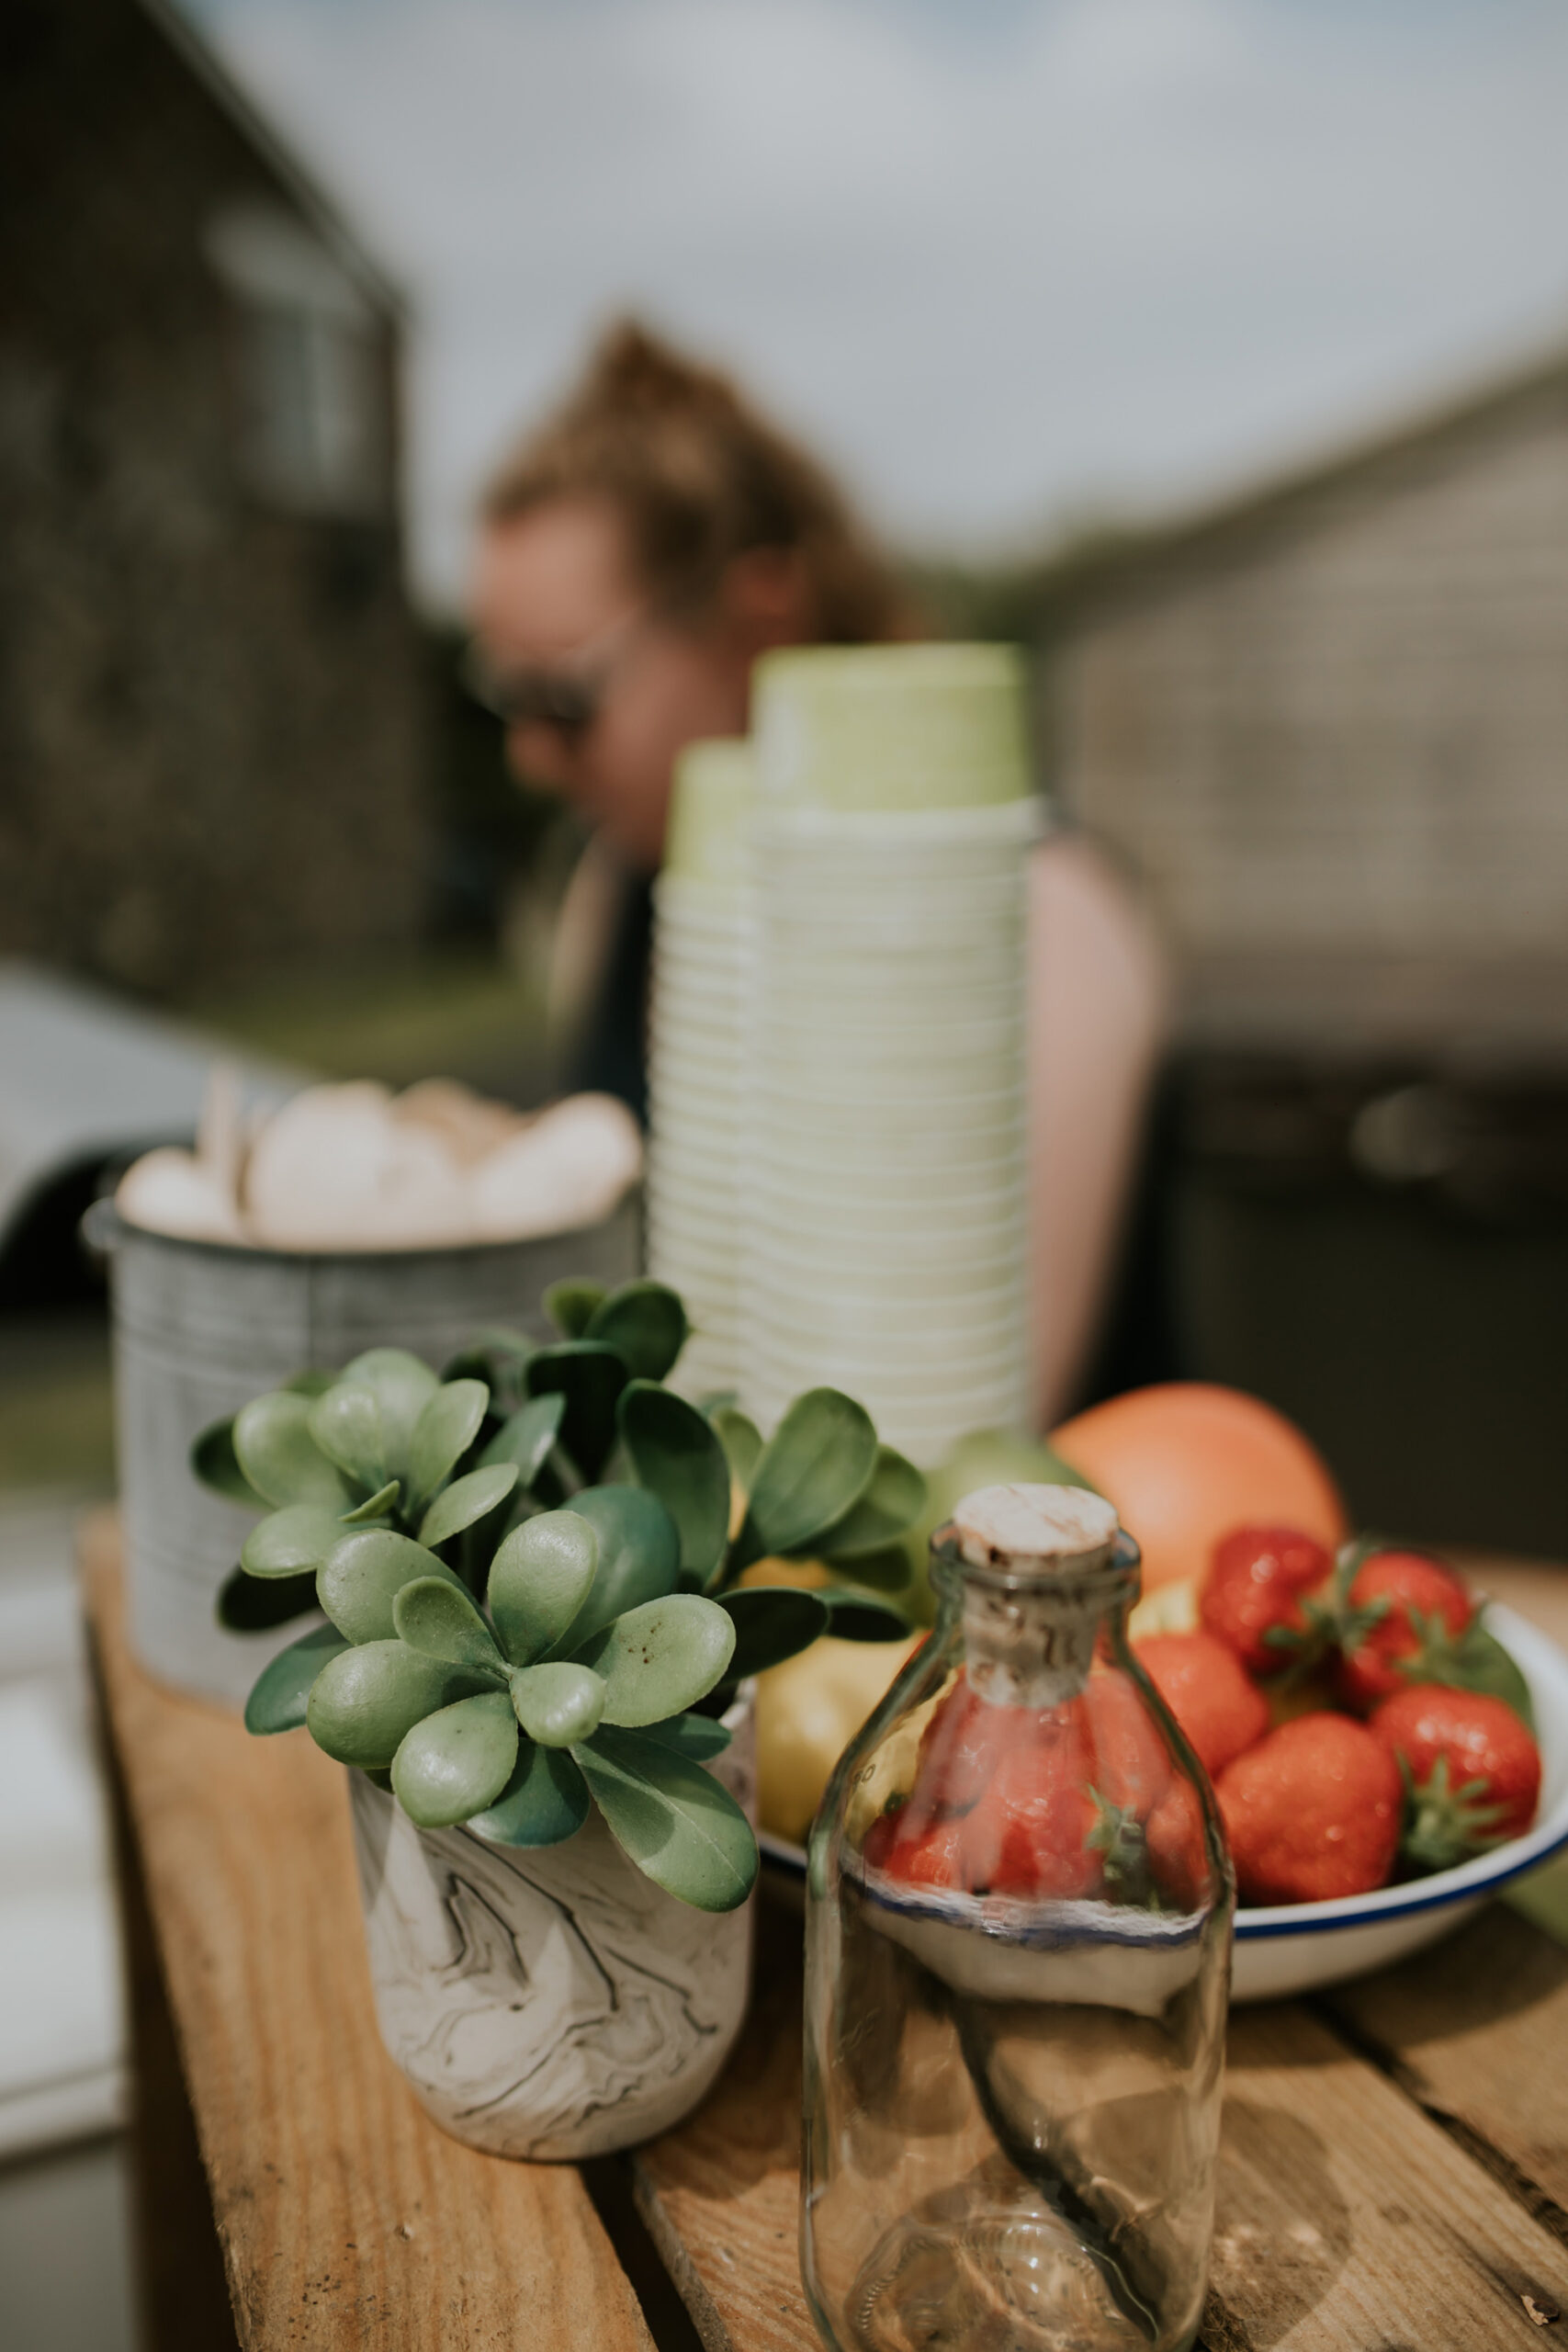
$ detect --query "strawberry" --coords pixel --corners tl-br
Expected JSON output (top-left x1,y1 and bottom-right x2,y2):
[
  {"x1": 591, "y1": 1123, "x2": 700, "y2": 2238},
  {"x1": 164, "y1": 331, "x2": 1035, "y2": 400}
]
[
  {"x1": 1134, "y1": 1631, "x2": 1270, "y2": 1780},
  {"x1": 1216, "y1": 1713, "x2": 1402, "y2": 1904},
  {"x1": 1084, "y1": 1669, "x2": 1172, "y2": 1815},
  {"x1": 973, "y1": 1743, "x2": 1104, "y2": 1900},
  {"x1": 1144, "y1": 1777, "x2": 1212, "y2": 1913},
  {"x1": 910, "y1": 1671, "x2": 1016, "y2": 1816},
  {"x1": 1201, "y1": 1525, "x2": 1336, "y2": 1678},
  {"x1": 1371, "y1": 1683, "x2": 1540, "y2": 1873},
  {"x1": 863, "y1": 1808, "x2": 969, "y2": 1890},
  {"x1": 1335, "y1": 1549, "x2": 1473, "y2": 1711}
]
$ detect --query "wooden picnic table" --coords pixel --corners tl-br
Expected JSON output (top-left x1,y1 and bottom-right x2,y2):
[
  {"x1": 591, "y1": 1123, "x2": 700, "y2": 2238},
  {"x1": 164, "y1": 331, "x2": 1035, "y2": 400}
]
[{"x1": 84, "y1": 1510, "x2": 1568, "y2": 2351}]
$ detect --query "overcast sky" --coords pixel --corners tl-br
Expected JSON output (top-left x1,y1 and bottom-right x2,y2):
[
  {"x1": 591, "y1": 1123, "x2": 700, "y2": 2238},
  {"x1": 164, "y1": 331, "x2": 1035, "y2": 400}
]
[{"x1": 184, "y1": 0, "x2": 1568, "y2": 614}]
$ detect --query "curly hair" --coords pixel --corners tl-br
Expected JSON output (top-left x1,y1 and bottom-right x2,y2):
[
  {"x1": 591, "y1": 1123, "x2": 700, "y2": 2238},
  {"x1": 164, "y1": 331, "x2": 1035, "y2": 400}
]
[{"x1": 483, "y1": 320, "x2": 908, "y2": 643}]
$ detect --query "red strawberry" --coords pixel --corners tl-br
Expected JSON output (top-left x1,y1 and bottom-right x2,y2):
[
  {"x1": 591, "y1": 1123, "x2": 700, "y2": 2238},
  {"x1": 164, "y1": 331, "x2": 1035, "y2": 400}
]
[
  {"x1": 972, "y1": 1743, "x2": 1104, "y2": 1900},
  {"x1": 1201, "y1": 1525, "x2": 1336, "y2": 1677},
  {"x1": 910, "y1": 1671, "x2": 1016, "y2": 1816},
  {"x1": 1084, "y1": 1669, "x2": 1172, "y2": 1814},
  {"x1": 1216, "y1": 1713, "x2": 1402, "y2": 1904},
  {"x1": 1336, "y1": 1550, "x2": 1472, "y2": 1711},
  {"x1": 863, "y1": 1808, "x2": 969, "y2": 1890},
  {"x1": 1371, "y1": 1683, "x2": 1540, "y2": 1872},
  {"x1": 1135, "y1": 1631, "x2": 1270, "y2": 1780},
  {"x1": 1145, "y1": 1777, "x2": 1213, "y2": 1912}
]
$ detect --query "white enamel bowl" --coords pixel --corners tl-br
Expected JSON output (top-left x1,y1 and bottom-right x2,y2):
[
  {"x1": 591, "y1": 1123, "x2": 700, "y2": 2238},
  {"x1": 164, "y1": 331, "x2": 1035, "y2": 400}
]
[{"x1": 758, "y1": 1604, "x2": 1568, "y2": 2003}]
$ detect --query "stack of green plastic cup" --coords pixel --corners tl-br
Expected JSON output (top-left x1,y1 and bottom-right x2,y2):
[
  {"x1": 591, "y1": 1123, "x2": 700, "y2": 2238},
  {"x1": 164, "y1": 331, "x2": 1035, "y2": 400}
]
[
  {"x1": 742, "y1": 645, "x2": 1039, "y2": 1464},
  {"x1": 645, "y1": 738, "x2": 753, "y2": 1398}
]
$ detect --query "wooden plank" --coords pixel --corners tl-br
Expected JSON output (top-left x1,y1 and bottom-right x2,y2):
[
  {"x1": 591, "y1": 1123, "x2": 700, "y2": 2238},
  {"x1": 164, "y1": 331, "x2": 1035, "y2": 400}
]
[
  {"x1": 82, "y1": 1513, "x2": 654, "y2": 2352},
  {"x1": 98, "y1": 1662, "x2": 242, "y2": 2351},
  {"x1": 1207, "y1": 2003, "x2": 1568, "y2": 2348},
  {"x1": 630, "y1": 1905, "x2": 812, "y2": 2352},
  {"x1": 1324, "y1": 1905, "x2": 1568, "y2": 2245},
  {"x1": 636, "y1": 1906, "x2": 1568, "y2": 2352}
]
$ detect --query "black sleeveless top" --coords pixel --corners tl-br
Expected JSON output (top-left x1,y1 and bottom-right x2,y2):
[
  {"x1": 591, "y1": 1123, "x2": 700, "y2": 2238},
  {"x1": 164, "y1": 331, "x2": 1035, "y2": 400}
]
[{"x1": 561, "y1": 873, "x2": 655, "y2": 1126}]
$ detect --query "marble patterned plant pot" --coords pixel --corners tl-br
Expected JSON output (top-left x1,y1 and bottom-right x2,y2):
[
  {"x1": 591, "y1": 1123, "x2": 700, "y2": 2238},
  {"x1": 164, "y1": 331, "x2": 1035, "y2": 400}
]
[{"x1": 346, "y1": 1690, "x2": 757, "y2": 2159}]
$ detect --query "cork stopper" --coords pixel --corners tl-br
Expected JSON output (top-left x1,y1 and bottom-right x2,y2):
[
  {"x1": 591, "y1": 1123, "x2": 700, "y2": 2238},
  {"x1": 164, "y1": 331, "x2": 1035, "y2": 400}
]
[{"x1": 941, "y1": 1483, "x2": 1120, "y2": 1575}]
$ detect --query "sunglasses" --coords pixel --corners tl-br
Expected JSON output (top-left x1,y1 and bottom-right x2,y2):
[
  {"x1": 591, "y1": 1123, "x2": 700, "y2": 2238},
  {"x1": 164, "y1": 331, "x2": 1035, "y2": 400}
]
[{"x1": 462, "y1": 604, "x2": 656, "y2": 741}]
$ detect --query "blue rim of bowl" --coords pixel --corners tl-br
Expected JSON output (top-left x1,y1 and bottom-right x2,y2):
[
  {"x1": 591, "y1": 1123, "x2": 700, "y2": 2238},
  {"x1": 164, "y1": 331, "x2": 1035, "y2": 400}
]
[{"x1": 758, "y1": 1600, "x2": 1568, "y2": 1941}]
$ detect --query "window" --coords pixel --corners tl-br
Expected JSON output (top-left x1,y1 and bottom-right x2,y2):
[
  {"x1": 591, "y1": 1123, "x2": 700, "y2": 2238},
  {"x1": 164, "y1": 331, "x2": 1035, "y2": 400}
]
[{"x1": 206, "y1": 202, "x2": 388, "y2": 516}]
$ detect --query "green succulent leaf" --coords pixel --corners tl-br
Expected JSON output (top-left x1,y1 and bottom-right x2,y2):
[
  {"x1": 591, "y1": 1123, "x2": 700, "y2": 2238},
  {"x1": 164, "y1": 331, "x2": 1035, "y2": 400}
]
[
  {"x1": 543, "y1": 1279, "x2": 609, "y2": 1340},
  {"x1": 573, "y1": 1594, "x2": 737, "y2": 1725},
  {"x1": 190, "y1": 1417, "x2": 266, "y2": 1509},
  {"x1": 391, "y1": 1690, "x2": 519, "y2": 1827},
  {"x1": 317, "y1": 1529, "x2": 467, "y2": 1644},
  {"x1": 820, "y1": 1543, "x2": 911, "y2": 1594},
  {"x1": 547, "y1": 1485, "x2": 682, "y2": 1655},
  {"x1": 283, "y1": 1369, "x2": 338, "y2": 1399},
  {"x1": 468, "y1": 1740, "x2": 591, "y2": 1848},
  {"x1": 617, "y1": 1383, "x2": 731, "y2": 1588},
  {"x1": 243, "y1": 1621, "x2": 350, "y2": 1735},
  {"x1": 391, "y1": 1574, "x2": 507, "y2": 1680},
  {"x1": 340, "y1": 1478, "x2": 401, "y2": 1526},
  {"x1": 217, "y1": 1563, "x2": 319, "y2": 1631},
  {"x1": 233, "y1": 1392, "x2": 357, "y2": 1512},
  {"x1": 306, "y1": 1642, "x2": 492, "y2": 1770},
  {"x1": 479, "y1": 1392, "x2": 566, "y2": 1487},
  {"x1": 584, "y1": 1280, "x2": 689, "y2": 1383},
  {"x1": 509, "y1": 1660, "x2": 607, "y2": 1747},
  {"x1": 732, "y1": 1389, "x2": 878, "y2": 1570},
  {"x1": 336, "y1": 1348, "x2": 440, "y2": 1479},
  {"x1": 441, "y1": 1328, "x2": 533, "y2": 1408},
  {"x1": 574, "y1": 1725, "x2": 757, "y2": 1913},
  {"x1": 820, "y1": 1589, "x2": 912, "y2": 1642},
  {"x1": 712, "y1": 1408, "x2": 763, "y2": 1490},
  {"x1": 525, "y1": 1342, "x2": 629, "y2": 1483},
  {"x1": 717, "y1": 1585, "x2": 831, "y2": 1679},
  {"x1": 817, "y1": 1445, "x2": 926, "y2": 1560},
  {"x1": 405, "y1": 1378, "x2": 489, "y2": 1511},
  {"x1": 637, "y1": 1712, "x2": 733, "y2": 1762},
  {"x1": 418, "y1": 1462, "x2": 519, "y2": 1550},
  {"x1": 307, "y1": 1384, "x2": 387, "y2": 1493},
  {"x1": 242, "y1": 1502, "x2": 350, "y2": 1579},
  {"x1": 488, "y1": 1509, "x2": 600, "y2": 1667}
]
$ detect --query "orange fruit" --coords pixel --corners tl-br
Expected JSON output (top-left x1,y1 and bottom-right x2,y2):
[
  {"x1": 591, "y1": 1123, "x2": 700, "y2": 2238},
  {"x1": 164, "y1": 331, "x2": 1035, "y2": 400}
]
[{"x1": 1048, "y1": 1382, "x2": 1348, "y2": 1593}]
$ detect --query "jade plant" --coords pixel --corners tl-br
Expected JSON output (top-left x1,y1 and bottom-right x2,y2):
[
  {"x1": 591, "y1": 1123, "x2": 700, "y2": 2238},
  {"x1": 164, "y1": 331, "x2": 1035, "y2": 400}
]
[{"x1": 192, "y1": 1276, "x2": 926, "y2": 1909}]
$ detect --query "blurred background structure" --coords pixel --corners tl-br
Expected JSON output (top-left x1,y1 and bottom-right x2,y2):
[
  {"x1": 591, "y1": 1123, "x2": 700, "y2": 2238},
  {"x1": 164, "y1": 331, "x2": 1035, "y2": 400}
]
[
  {"x1": 1, "y1": 0, "x2": 429, "y2": 1004},
  {"x1": 1036, "y1": 347, "x2": 1568, "y2": 1553},
  {"x1": 4, "y1": 4, "x2": 1568, "y2": 2338}
]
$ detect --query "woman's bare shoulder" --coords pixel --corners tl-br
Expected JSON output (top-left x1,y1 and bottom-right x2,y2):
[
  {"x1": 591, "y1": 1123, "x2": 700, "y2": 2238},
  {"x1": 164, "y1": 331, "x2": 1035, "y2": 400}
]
[{"x1": 1028, "y1": 828, "x2": 1168, "y2": 1012}]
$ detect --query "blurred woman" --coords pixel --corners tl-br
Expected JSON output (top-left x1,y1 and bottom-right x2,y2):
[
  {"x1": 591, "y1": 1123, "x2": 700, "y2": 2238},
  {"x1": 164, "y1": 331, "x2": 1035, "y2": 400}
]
[{"x1": 468, "y1": 322, "x2": 1166, "y2": 1423}]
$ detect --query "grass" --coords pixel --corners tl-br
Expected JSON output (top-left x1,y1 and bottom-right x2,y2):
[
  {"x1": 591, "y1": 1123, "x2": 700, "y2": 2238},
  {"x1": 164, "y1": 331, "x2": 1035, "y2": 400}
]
[
  {"x1": 184, "y1": 949, "x2": 558, "y2": 1105},
  {"x1": 0, "y1": 1313, "x2": 116, "y2": 1494}
]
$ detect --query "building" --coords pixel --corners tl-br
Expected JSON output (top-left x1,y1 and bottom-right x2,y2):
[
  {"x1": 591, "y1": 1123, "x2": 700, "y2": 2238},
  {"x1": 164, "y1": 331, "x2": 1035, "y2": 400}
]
[
  {"x1": 1038, "y1": 349, "x2": 1568, "y2": 1554},
  {"x1": 0, "y1": 0, "x2": 430, "y2": 1001},
  {"x1": 1043, "y1": 347, "x2": 1568, "y2": 1065}
]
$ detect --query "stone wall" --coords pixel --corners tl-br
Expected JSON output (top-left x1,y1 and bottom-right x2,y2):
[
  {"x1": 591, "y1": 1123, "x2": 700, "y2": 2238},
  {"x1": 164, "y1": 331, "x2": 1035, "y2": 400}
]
[{"x1": 0, "y1": 0, "x2": 431, "y2": 1000}]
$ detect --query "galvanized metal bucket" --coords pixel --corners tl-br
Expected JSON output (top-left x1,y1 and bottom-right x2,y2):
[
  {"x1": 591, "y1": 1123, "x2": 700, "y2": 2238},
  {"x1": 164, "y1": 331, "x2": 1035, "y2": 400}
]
[{"x1": 83, "y1": 1198, "x2": 640, "y2": 1708}]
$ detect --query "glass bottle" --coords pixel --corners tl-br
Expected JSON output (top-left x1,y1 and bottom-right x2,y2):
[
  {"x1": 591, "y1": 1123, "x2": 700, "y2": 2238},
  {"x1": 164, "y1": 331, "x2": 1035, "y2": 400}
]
[{"x1": 802, "y1": 1483, "x2": 1234, "y2": 2352}]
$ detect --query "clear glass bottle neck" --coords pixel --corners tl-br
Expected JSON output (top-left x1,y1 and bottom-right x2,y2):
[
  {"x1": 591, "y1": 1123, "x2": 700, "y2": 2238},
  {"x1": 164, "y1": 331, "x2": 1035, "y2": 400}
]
[{"x1": 931, "y1": 1535, "x2": 1141, "y2": 1710}]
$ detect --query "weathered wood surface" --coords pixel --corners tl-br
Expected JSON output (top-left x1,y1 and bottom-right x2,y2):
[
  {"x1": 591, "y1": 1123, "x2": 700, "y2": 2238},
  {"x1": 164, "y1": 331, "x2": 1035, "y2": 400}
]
[
  {"x1": 631, "y1": 1925, "x2": 1568, "y2": 2352},
  {"x1": 88, "y1": 1509, "x2": 1568, "y2": 2352},
  {"x1": 83, "y1": 1511, "x2": 654, "y2": 2352},
  {"x1": 631, "y1": 1912, "x2": 808, "y2": 2352}
]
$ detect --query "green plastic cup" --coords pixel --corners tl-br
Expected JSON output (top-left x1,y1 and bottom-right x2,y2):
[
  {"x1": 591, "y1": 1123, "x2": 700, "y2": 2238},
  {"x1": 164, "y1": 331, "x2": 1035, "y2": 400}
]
[
  {"x1": 663, "y1": 737, "x2": 755, "y2": 888},
  {"x1": 752, "y1": 644, "x2": 1032, "y2": 813}
]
